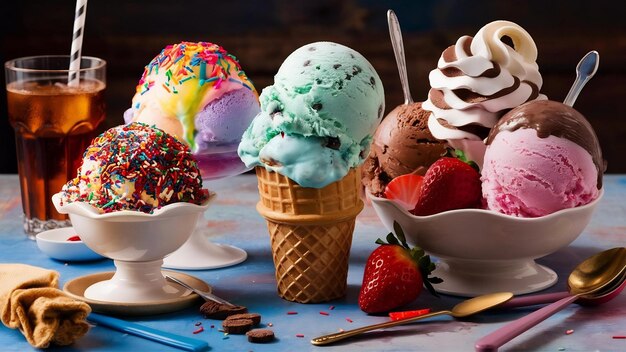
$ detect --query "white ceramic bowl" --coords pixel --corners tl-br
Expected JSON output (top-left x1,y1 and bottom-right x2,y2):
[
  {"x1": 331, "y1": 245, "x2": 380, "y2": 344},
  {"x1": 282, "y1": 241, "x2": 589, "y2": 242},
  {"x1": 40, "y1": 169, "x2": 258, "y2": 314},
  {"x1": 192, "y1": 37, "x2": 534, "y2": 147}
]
[
  {"x1": 368, "y1": 190, "x2": 603, "y2": 296},
  {"x1": 36, "y1": 227, "x2": 104, "y2": 262},
  {"x1": 52, "y1": 192, "x2": 214, "y2": 303}
]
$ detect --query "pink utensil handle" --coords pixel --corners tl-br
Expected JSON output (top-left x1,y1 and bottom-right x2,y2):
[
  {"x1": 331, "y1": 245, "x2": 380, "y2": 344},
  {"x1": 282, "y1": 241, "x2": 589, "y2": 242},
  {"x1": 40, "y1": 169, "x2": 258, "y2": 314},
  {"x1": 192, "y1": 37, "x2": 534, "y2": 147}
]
[
  {"x1": 498, "y1": 291, "x2": 571, "y2": 309},
  {"x1": 475, "y1": 294, "x2": 579, "y2": 352}
]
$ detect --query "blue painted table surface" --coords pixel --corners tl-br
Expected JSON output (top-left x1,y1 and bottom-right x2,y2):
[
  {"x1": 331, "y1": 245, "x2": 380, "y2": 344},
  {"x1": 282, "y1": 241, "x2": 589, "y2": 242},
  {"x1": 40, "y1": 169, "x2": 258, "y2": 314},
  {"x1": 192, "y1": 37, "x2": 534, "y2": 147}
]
[{"x1": 1, "y1": 174, "x2": 625, "y2": 352}]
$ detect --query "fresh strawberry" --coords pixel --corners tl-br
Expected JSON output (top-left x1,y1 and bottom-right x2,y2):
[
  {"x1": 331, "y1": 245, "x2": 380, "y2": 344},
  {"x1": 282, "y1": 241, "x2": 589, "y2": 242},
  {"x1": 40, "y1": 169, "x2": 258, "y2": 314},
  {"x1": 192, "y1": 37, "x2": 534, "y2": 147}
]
[
  {"x1": 411, "y1": 154, "x2": 481, "y2": 216},
  {"x1": 359, "y1": 222, "x2": 442, "y2": 314},
  {"x1": 383, "y1": 174, "x2": 423, "y2": 210}
]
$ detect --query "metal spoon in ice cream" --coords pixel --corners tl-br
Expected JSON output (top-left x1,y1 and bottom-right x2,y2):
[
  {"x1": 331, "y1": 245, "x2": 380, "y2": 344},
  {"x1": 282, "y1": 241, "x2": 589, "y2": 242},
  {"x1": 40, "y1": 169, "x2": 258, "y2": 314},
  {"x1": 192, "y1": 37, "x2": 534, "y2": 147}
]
[
  {"x1": 563, "y1": 50, "x2": 599, "y2": 107},
  {"x1": 387, "y1": 9, "x2": 413, "y2": 105}
]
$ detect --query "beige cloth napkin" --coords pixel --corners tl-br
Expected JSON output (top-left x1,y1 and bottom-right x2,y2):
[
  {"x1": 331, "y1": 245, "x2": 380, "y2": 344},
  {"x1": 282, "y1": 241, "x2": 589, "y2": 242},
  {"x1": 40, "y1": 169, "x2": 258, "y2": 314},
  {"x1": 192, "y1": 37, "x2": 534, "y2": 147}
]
[{"x1": 0, "y1": 264, "x2": 91, "y2": 348}]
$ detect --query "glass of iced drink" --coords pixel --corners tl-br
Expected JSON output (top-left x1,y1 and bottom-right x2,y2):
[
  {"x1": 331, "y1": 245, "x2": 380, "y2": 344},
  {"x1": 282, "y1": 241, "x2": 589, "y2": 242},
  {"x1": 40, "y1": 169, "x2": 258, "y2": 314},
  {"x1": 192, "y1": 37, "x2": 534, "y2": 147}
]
[{"x1": 5, "y1": 56, "x2": 106, "y2": 239}]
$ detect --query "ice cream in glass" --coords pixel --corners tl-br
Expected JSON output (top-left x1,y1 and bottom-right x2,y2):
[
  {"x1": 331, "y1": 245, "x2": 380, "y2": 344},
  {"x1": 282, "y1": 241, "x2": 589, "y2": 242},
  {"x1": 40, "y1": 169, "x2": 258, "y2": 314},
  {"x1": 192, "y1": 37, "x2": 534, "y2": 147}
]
[{"x1": 124, "y1": 41, "x2": 260, "y2": 269}]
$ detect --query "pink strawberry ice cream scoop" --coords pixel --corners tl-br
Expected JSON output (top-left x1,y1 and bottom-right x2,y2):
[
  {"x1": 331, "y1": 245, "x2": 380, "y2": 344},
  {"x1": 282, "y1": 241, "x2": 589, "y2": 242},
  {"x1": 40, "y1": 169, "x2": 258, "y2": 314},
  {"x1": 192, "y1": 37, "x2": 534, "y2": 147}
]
[{"x1": 481, "y1": 100, "x2": 605, "y2": 217}]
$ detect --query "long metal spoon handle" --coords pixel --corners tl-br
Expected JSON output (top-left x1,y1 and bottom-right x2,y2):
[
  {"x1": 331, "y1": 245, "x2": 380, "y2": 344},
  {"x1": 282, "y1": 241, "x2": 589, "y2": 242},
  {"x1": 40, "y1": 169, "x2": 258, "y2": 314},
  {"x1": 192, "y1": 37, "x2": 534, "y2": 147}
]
[
  {"x1": 165, "y1": 275, "x2": 234, "y2": 307},
  {"x1": 563, "y1": 50, "x2": 599, "y2": 107},
  {"x1": 475, "y1": 295, "x2": 579, "y2": 352},
  {"x1": 387, "y1": 9, "x2": 413, "y2": 105},
  {"x1": 310, "y1": 310, "x2": 448, "y2": 346}
]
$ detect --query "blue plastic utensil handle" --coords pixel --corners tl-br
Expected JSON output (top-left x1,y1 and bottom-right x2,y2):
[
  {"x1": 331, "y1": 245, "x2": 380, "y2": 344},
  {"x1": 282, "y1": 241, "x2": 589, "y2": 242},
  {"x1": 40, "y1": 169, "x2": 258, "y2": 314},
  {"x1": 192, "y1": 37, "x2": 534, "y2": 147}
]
[{"x1": 88, "y1": 313, "x2": 209, "y2": 351}]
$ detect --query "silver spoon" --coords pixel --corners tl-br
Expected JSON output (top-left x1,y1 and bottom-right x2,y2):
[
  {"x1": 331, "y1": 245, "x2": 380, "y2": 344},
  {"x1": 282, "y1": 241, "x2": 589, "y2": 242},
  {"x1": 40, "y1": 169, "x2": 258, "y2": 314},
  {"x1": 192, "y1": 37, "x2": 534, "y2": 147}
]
[
  {"x1": 387, "y1": 9, "x2": 413, "y2": 105},
  {"x1": 164, "y1": 274, "x2": 235, "y2": 307},
  {"x1": 563, "y1": 50, "x2": 599, "y2": 107}
]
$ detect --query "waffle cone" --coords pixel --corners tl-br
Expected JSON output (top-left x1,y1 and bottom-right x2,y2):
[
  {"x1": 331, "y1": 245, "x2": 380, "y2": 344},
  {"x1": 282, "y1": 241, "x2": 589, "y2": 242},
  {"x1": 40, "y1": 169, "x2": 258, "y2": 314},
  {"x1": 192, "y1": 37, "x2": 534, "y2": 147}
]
[{"x1": 255, "y1": 167, "x2": 364, "y2": 303}]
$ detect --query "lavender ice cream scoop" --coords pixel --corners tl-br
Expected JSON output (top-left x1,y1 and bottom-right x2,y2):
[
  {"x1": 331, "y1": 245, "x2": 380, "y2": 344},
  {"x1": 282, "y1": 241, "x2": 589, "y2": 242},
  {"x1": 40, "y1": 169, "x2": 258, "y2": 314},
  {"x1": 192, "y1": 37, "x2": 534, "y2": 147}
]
[{"x1": 194, "y1": 88, "x2": 260, "y2": 152}]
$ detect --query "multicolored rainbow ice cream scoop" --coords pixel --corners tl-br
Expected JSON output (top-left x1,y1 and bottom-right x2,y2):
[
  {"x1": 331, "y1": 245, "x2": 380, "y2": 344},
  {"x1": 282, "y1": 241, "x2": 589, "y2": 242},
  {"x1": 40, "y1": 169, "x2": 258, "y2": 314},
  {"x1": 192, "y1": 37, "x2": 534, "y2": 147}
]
[{"x1": 124, "y1": 42, "x2": 260, "y2": 157}]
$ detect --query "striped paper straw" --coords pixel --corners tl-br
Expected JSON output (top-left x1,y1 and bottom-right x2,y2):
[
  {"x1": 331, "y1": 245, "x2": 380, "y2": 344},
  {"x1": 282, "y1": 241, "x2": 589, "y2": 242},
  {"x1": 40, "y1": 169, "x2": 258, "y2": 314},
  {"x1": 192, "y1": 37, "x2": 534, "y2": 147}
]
[{"x1": 68, "y1": 0, "x2": 88, "y2": 86}]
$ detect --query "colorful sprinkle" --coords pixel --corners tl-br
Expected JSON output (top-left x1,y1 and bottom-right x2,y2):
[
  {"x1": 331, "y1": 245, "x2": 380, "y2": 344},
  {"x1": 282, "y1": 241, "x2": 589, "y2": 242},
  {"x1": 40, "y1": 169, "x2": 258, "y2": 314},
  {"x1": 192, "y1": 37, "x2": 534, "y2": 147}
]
[
  {"x1": 565, "y1": 329, "x2": 574, "y2": 335},
  {"x1": 319, "y1": 311, "x2": 329, "y2": 316},
  {"x1": 329, "y1": 306, "x2": 335, "y2": 310},
  {"x1": 613, "y1": 336, "x2": 626, "y2": 339},
  {"x1": 296, "y1": 334, "x2": 304, "y2": 338},
  {"x1": 287, "y1": 311, "x2": 298, "y2": 315},
  {"x1": 346, "y1": 318, "x2": 353, "y2": 323},
  {"x1": 192, "y1": 326, "x2": 204, "y2": 334}
]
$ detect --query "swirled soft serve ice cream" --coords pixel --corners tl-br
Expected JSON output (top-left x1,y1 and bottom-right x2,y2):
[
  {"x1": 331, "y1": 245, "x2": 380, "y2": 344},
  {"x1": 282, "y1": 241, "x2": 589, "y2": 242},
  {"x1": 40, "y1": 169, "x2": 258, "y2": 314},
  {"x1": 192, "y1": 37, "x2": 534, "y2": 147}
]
[{"x1": 423, "y1": 20, "x2": 546, "y2": 167}]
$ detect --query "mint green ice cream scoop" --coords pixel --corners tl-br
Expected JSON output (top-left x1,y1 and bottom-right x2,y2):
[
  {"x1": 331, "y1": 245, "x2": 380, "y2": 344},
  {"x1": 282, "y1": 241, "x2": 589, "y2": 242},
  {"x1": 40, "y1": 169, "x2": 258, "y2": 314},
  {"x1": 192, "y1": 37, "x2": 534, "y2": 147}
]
[{"x1": 238, "y1": 41, "x2": 385, "y2": 188}]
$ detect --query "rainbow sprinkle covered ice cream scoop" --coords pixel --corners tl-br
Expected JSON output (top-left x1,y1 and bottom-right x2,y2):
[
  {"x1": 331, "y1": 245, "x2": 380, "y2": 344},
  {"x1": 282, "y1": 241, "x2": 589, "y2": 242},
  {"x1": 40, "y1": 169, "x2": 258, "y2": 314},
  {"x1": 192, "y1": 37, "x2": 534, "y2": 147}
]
[
  {"x1": 60, "y1": 122, "x2": 209, "y2": 213},
  {"x1": 124, "y1": 42, "x2": 260, "y2": 154}
]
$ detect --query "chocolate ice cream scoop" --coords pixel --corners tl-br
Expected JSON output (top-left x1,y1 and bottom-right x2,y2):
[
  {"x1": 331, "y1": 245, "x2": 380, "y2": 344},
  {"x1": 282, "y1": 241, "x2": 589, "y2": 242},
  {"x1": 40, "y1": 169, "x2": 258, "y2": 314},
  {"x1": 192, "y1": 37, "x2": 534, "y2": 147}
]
[{"x1": 362, "y1": 102, "x2": 448, "y2": 196}]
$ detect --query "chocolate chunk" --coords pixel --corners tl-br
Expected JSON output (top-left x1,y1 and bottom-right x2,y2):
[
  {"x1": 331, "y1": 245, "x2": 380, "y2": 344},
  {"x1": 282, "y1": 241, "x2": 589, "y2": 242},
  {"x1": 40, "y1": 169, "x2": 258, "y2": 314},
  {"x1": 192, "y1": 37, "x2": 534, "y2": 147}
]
[
  {"x1": 222, "y1": 318, "x2": 253, "y2": 334},
  {"x1": 370, "y1": 76, "x2": 376, "y2": 86},
  {"x1": 246, "y1": 329, "x2": 275, "y2": 343},
  {"x1": 303, "y1": 60, "x2": 311, "y2": 67},
  {"x1": 352, "y1": 65, "x2": 362, "y2": 75},
  {"x1": 308, "y1": 46, "x2": 316, "y2": 51},
  {"x1": 225, "y1": 313, "x2": 261, "y2": 326},
  {"x1": 199, "y1": 301, "x2": 247, "y2": 320},
  {"x1": 324, "y1": 137, "x2": 341, "y2": 150},
  {"x1": 333, "y1": 64, "x2": 342, "y2": 69},
  {"x1": 312, "y1": 103, "x2": 322, "y2": 111}
]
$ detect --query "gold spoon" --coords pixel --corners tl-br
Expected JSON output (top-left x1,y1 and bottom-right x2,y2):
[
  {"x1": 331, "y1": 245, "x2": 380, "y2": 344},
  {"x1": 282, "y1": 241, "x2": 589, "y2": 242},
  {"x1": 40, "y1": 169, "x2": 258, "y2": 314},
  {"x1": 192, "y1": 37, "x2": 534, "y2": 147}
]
[
  {"x1": 311, "y1": 291, "x2": 513, "y2": 346},
  {"x1": 475, "y1": 247, "x2": 626, "y2": 352}
]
